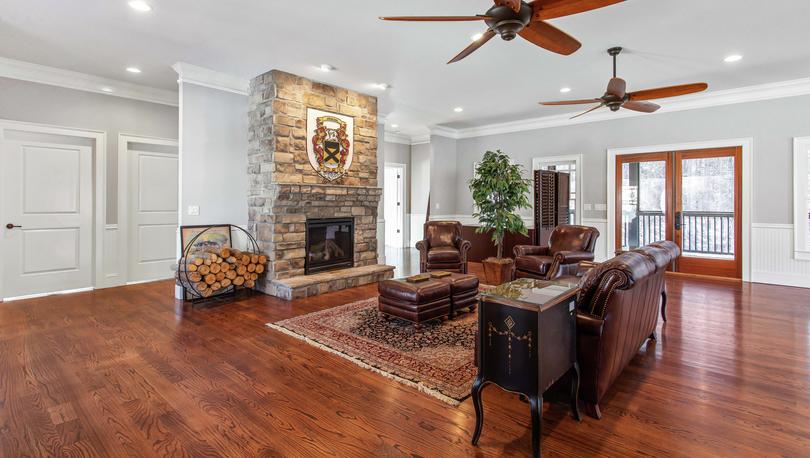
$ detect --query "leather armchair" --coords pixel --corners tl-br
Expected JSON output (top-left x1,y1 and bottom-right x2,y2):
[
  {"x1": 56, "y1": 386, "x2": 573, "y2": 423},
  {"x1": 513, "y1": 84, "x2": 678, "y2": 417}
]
[
  {"x1": 416, "y1": 221, "x2": 471, "y2": 274},
  {"x1": 513, "y1": 225, "x2": 600, "y2": 280}
]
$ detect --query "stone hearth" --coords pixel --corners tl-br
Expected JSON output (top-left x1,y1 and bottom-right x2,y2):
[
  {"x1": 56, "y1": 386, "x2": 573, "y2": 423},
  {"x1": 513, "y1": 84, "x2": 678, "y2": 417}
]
[{"x1": 247, "y1": 70, "x2": 393, "y2": 298}]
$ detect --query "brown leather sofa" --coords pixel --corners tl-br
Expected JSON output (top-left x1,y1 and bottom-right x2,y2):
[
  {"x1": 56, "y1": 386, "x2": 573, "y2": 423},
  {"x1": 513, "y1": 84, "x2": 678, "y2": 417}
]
[
  {"x1": 513, "y1": 225, "x2": 600, "y2": 280},
  {"x1": 416, "y1": 221, "x2": 471, "y2": 274},
  {"x1": 575, "y1": 242, "x2": 679, "y2": 419}
]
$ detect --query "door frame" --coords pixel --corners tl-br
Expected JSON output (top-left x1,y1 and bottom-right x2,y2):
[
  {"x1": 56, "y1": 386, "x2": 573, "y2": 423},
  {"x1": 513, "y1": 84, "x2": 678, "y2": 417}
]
[
  {"x1": 607, "y1": 138, "x2": 753, "y2": 282},
  {"x1": 0, "y1": 119, "x2": 107, "y2": 299},
  {"x1": 532, "y1": 154, "x2": 583, "y2": 225},
  {"x1": 118, "y1": 134, "x2": 179, "y2": 285},
  {"x1": 384, "y1": 162, "x2": 408, "y2": 248}
]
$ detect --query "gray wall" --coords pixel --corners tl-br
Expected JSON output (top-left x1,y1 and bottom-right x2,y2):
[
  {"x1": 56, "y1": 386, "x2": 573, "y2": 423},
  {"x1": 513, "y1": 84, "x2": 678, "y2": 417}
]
[
  {"x1": 429, "y1": 135, "x2": 458, "y2": 216},
  {"x1": 453, "y1": 95, "x2": 810, "y2": 224},
  {"x1": 0, "y1": 77, "x2": 178, "y2": 224},
  {"x1": 383, "y1": 141, "x2": 411, "y2": 213},
  {"x1": 411, "y1": 142, "x2": 431, "y2": 218},
  {"x1": 179, "y1": 82, "x2": 248, "y2": 227}
]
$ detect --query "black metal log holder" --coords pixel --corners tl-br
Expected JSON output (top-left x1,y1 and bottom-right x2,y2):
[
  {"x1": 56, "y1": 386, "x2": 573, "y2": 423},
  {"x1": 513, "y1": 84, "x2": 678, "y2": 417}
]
[{"x1": 177, "y1": 224, "x2": 262, "y2": 304}]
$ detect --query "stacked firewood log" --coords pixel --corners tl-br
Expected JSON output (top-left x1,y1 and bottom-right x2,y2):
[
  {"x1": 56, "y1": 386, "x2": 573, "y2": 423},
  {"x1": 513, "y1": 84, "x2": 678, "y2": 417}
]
[{"x1": 175, "y1": 247, "x2": 268, "y2": 298}]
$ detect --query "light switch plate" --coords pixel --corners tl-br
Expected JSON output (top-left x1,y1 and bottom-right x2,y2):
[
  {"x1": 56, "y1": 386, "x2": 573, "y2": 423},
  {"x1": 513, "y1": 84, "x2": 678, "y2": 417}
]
[
  {"x1": 188, "y1": 205, "x2": 200, "y2": 216},
  {"x1": 584, "y1": 203, "x2": 593, "y2": 211},
  {"x1": 594, "y1": 203, "x2": 607, "y2": 211}
]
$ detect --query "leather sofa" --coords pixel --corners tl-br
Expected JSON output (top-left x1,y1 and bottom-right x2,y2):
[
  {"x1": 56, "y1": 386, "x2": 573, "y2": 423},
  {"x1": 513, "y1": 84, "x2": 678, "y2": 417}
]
[
  {"x1": 416, "y1": 221, "x2": 471, "y2": 274},
  {"x1": 513, "y1": 225, "x2": 600, "y2": 280},
  {"x1": 575, "y1": 242, "x2": 679, "y2": 419}
]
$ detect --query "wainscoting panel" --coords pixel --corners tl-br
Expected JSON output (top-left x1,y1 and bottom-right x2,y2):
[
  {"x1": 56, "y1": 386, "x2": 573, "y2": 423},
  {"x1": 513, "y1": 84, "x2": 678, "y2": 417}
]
[
  {"x1": 103, "y1": 224, "x2": 125, "y2": 287},
  {"x1": 582, "y1": 218, "x2": 609, "y2": 262},
  {"x1": 751, "y1": 224, "x2": 810, "y2": 288}
]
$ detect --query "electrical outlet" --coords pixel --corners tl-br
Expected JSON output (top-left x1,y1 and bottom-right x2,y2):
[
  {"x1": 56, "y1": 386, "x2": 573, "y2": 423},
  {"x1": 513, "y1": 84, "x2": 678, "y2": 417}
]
[
  {"x1": 188, "y1": 205, "x2": 200, "y2": 216},
  {"x1": 584, "y1": 203, "x2": 593, "y2": 211},
  {"x1": 435, "y1": 203, "x2": 440, "y2": 210}
]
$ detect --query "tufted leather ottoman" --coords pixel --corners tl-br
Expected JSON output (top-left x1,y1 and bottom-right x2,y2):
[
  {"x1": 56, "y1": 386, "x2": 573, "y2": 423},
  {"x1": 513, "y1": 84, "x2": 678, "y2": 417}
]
[
  {"x1": 431, "y1": 272, "x2": 480, "y2": 318},
  {"x1": 378, "y1": 278, "x2": 451, "y2": 329}
]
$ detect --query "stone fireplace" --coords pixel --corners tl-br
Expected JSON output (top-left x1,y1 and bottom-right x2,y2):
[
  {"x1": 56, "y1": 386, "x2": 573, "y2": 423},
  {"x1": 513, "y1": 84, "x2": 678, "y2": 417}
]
[{"x1": 247, "y1": 70, "x2": 393, "y2": 299}]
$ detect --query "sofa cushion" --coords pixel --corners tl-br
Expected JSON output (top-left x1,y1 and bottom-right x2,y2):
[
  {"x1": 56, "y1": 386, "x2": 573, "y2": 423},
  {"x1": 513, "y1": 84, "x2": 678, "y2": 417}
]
[
  {"x1": 549, "y1": 225, "x2": 595, "y2": 253},
  {"x1": 515, "y1": 255, "x2": 554, "y2": 275},
  {"x1": 425, "y1": 222, "x2": 460, "y2": 248},
  {"x1": 427, "y1": 246, "x2": 461, "y2": 263}
]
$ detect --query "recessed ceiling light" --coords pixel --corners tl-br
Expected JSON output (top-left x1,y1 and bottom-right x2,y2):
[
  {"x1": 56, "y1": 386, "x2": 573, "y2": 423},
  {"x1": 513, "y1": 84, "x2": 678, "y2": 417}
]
[
  {"x1": 319, "y1": 64, "x2": 334, "y2": 72},
  {"x1": 454, "y1": 107, "x2": 464, "y2": 113},
  {"x1": 101, "y1": 87, "x2": 114, "y2": 93},
  {"x1": 126, "y1": 66, "x2": 142, "y2": 74},
  {"x1": 391, "y1": 124, "x2": 399, "y2": 128},
  {"x1": 373, "y1": 83, "x2": 389, "y2": 90},
  {"x1": 128, "y1": 1, "x2": 152, "y2": 12},
  {"x1": 471, "y1": 33, "x2": 483, "y2": 41},
  {"x1": 560, "y1": 87, "x2": 572, "y2": 93},
  {"x1": 724, "y1": 54, "x2": 743, "y2": 63}
]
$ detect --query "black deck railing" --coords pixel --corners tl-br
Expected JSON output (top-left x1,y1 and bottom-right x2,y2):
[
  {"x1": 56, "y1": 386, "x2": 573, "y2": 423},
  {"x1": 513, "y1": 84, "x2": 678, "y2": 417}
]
[{"x1": 622, "y1": 211, "x2": 735, "y2": 256}]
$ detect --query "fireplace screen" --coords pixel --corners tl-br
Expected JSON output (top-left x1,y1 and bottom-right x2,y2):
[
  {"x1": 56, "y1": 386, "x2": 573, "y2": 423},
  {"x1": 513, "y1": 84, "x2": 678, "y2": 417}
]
[{"x1": 305, "y1": 218, "x2": 354, "y2": 274}]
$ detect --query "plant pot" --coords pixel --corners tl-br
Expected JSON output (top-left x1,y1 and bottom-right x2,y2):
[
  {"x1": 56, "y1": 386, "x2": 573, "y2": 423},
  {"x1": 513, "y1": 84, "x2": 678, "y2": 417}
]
[{"x1": 482, "y1": 257, "x2": 514, "y2": 286}]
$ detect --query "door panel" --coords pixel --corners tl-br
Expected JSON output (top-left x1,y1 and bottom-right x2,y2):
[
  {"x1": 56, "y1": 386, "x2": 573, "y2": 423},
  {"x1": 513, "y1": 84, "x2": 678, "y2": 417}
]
[
  {"x1": 2, "y1": 141, "x2": 93, "y2": 297},
  {"x1": 615, "y1": 152, "x2": 673, "y2": 253},
  {"x1": 674, "y1": 148, "x2": 742, "y2": 278},
  {"x1": 128, "y1": 149, "x2": 178, "y2": 282}
]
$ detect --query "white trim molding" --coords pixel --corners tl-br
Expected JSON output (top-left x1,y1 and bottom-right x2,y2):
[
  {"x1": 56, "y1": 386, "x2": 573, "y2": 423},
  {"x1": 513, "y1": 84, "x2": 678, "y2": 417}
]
[
  {"x1": 0, "y1": 56, "x2": 178, "y2": 107},
  {"x1": 172, "y1": 62, "x2": 249, "y2": 95},
  {"x1": 384, "y1": 132, "x2": 412, "y2": 145},
  {"x1": 606, "y1": 138, "x2": 753, "y2": 282},
  {"x1": 793, "y1": 137, "x2": 810, "y2": 261},
  {"x1": 751, "y1": 223, "x2": 810, "y2": 288},
  {"x1": 427, "y1": 77, "x2": 810, "y2": 140}
]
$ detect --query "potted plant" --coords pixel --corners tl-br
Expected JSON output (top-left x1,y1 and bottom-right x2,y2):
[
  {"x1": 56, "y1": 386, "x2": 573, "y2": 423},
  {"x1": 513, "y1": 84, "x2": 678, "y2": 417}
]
[{"x1": 469, "y1": 150, "x2": 531, "y2": 285}]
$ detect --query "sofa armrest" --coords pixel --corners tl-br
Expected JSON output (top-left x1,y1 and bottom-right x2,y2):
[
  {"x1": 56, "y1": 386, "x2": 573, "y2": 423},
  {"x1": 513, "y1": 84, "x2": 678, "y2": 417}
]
[
  {"x1": 555, "y1": 250, "x2": 595, "y2": 265},
  {"x1": 458, "y1": 239, "x2": 472, "y2": 256},
  {"x1": 577, "y1": 312, "x2": 605, "y2": 337},
  {"x1": 513, "y1": 245, "x2": 550, "y2": 257}
]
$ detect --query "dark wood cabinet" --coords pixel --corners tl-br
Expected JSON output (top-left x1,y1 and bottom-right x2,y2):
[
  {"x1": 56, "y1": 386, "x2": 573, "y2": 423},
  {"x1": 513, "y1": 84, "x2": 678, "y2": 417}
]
[{"x1": 471, "y1": 279, "x2": 581, "y2": 457}]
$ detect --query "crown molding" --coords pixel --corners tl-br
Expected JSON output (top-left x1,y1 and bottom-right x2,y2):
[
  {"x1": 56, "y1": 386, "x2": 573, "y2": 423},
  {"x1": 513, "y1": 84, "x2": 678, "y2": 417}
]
[
  {"x1": 411, "y1": 133, "x2": 431, "y2": 145},
  {"x1": 172, "y1": 62, "x2": 249, "y2": 96},
  {"x1": 0, "y1": 56, "x2": 178, "y2": 107},
  {"x1": 383, "y1": 131, "x2": 411, "y2": 145},
  {"x1": 432, "y1": 77, "x2": 810, "y2": 140}
]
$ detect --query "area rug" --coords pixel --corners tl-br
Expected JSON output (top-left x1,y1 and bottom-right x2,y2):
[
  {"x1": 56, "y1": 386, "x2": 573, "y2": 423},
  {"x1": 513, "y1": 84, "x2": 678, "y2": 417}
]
[{"x1": 266, "y1": 297, "x2": 477, "y2": 405}]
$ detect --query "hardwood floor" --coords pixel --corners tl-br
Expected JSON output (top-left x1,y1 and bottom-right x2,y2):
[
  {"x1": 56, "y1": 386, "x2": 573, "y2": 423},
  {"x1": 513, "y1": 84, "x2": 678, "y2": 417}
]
[{"x1": 1, "y1": 266, "x2": 809, "y2": 456}]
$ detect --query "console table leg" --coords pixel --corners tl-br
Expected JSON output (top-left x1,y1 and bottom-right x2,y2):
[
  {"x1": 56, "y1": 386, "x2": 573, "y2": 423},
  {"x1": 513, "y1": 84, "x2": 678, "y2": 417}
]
[
  {"x1": 661, "y1": 289, "x2": 668, "y2": 322},
  {"x1": 471, "y1": 376, "x2": 485, "y2": 445},
  {"x1": 529, "y1": 395, "x2": 542, "y2": 458},
  {"x1": 571, "y1": 362, "x2": 582, "y2": 421}
]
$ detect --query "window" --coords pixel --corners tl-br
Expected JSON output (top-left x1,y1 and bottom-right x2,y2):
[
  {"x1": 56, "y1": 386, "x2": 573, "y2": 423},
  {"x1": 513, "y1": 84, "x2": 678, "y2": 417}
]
[
  {"x1": 533, "y1": 156, "x2": 580, "y2": 224},
  {"x1": 794, "y1": 137, "x2": 810, "y2": 260}
]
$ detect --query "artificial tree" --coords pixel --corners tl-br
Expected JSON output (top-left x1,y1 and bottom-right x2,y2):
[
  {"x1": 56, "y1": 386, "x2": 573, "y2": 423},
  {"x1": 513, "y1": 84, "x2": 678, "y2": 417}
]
[{"x1": 469, "y1": 150, "x2": 531, "y2": 283}]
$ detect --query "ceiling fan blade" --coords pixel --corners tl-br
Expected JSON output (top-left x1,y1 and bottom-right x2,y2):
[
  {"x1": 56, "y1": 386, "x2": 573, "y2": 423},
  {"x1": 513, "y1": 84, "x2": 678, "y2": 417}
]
[
  {"x1": 628, "y1": 83, "x2": 708, "y2": 101},
  {"x1": 622, "y1": 100, "x2": 660, "y2": 113},
  {"x1": 448, "y1": 30, "x2": 496, "y2": 64},
  {"x1": 540, "y1": 98, "x2": 602, "y2": 106},
  {"x1": 494, "y1": 0, "x2": 522, "y2": 13},
  {"x1": 379, "y1": 15, "x2": 491, "y2": 22},
  {"x1": 530, "y1": 0, "x2": 625, "y2": 20},
  {"x1": 606, "y1": 77, "x2": 626, "y2": 98},
  {"x1": 518, "y1": 21, "x2": 581, "y2": 55},
  {"x1": 570, "y1": 103, "x2": 605, "y2": 119}
]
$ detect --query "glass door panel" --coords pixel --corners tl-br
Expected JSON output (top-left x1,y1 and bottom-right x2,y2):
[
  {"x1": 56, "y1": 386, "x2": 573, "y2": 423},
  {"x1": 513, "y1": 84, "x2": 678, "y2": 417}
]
[{"x1": 616, "y1": 153, "x2": 671, "y2": 252}]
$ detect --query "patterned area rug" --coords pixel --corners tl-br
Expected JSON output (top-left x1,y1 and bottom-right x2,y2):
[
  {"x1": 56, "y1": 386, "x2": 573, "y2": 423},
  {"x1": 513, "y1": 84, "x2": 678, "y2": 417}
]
[{"x1": 267, "y1": 297, "x2": 477, "y2": 405}]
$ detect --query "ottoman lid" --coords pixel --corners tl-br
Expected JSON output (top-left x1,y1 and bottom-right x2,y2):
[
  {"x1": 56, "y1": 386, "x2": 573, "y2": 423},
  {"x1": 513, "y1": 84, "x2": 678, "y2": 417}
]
[{"x1": 379, "y1": 279, "x2": 450, "y2": 303}]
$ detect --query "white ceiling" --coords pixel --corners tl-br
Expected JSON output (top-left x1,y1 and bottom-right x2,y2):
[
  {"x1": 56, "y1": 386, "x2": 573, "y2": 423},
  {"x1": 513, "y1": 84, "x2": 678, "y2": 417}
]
[{"x1": 2, "y1": 0, "x2": 810, "y2": 135}]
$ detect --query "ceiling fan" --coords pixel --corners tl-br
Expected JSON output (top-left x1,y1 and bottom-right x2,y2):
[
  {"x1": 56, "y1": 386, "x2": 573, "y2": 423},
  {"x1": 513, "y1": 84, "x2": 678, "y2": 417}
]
[
  {"x1": 379, "y1": 0, "x2": 625, "y2": 63},
  {"x1": 540, "y1": 47, "x2": 709, "y2": 118}
]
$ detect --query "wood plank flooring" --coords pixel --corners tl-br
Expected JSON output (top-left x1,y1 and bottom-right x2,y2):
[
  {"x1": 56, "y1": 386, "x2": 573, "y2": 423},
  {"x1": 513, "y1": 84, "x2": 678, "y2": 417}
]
[{"x1": 1, "y1": 265, "x2": 809, "y2": 456}]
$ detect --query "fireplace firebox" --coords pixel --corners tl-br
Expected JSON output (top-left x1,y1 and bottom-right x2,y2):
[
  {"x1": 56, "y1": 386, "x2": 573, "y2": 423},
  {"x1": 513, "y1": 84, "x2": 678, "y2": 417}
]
[{"x1": 305, "y1": 218, "x2": 354, "y2": 274}]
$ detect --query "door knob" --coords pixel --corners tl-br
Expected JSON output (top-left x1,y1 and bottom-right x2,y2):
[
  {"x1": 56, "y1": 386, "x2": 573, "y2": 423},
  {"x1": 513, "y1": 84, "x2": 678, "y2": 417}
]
[{"x1": 5, "y1": 223, "x2": 21, "y2": 229}]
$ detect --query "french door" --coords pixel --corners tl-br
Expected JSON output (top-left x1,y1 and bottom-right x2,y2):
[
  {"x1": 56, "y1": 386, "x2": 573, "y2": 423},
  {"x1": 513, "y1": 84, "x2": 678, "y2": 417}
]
[{"x1": 616, "y1": 147, "x2": 742, "y2": 278}]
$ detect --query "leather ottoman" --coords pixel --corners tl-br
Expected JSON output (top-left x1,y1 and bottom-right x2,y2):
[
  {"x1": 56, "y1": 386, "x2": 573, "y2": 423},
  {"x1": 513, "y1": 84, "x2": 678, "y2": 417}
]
[
  {"x1": 378, "y1": 279, "x2": 451, "y2": 329},
  {"x1": 431, "y1": 272, "x2": 480, "y2": 318}
]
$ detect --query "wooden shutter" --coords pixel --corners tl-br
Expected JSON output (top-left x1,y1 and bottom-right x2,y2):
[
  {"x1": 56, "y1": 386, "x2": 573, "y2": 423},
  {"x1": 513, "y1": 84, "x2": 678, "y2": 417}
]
[
  {"x1": 556, "y1": 172, "x2": 570, "y2": 225},
  {"x1": 534, "y1": 170, "x2": 558, "y2": 246}
]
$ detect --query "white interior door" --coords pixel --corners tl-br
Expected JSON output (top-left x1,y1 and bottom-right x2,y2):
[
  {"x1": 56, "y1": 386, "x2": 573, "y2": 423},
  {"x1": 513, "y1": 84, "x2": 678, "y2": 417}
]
[
  {"x1": 128, "y1": 148, "x2": 178, "y2": 283},
  {"x1": 384, "y1": 165, "x2": 404, "y2": 247},
  {"x1": 1, "y1": 140, "x2": 93, "y2": 298}
]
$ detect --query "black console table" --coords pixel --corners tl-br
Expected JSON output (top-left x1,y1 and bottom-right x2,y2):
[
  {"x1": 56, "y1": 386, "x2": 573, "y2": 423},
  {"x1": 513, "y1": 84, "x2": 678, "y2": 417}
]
[{"x1": 471, "y1": 278, "x2": 581, "y2": 457}]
